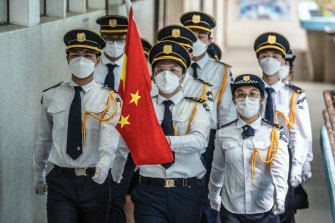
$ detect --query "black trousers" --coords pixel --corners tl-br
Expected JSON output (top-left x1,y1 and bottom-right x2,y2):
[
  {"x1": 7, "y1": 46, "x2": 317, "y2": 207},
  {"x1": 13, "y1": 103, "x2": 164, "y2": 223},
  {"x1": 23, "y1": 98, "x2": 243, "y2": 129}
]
[
  {"x1": 131, "y1": 178, "x2": 205, "y2": 223},
  {"x1": 46, "y1": 168, "x2": 111, "y2": 223},
  {"x1": 109, "y1": 154, "x2": 136, "y2": 223},
  {"x1": 220, "y1": 206, "x2": 280, "y2": 223}
]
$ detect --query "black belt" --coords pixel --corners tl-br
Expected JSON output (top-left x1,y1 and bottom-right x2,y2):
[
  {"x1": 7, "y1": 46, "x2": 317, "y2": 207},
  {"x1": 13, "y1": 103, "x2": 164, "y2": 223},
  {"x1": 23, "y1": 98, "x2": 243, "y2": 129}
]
[
  {"x1": 139, "y1": 176, "x2": 198, "y2": 188},
  {"x1": 53, "y1": 165, "x2": 95, "y2": 176}
]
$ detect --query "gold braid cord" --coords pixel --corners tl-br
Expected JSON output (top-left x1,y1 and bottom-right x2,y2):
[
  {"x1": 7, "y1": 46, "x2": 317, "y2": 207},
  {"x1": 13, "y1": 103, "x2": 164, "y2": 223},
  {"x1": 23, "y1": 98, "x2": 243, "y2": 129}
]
[
  {"x1": 82, "y1": 91, "x2": 118, "y2": 144},
  {"x1": 214, "y1": 64, "x2": 228, "y2": 110},
  {"x1": 251, "y1": 127, "x2": 279, "y2": 183},
  {"x1": 274, "y1": 91, "x2": 297, "y2": 131}
]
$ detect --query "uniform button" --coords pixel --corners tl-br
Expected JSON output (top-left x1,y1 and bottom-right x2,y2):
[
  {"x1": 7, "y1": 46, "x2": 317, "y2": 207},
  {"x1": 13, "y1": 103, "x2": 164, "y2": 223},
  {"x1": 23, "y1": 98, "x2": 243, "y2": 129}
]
[{"x1": 77, "y1": 146, "x2": 81, "y2": 150}]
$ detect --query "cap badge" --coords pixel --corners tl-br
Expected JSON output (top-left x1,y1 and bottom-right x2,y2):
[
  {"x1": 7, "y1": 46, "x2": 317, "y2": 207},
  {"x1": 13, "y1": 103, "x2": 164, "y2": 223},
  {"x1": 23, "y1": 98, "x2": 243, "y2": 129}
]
[
  {"x1": 267, "y1": 35, "x2": 276, "y2": 44},
  {"x1": 172, "y1": 29, "x2": 180, "y2": 38},
  {"x1": 77, "y1": 32, "x2": 86, "y2": 42},
  {"x1": 109, "y1": 19, "x2": 117, "y2": 27},
  {"x1": 192, "y1": 15, "x2": 201, "y2": 23},
  {"x1": 163, "y1": 45, "x2": 172, "y2": 54},
  {"x1": 243, "y1": 75, "x2": 250, "y2": 81}
]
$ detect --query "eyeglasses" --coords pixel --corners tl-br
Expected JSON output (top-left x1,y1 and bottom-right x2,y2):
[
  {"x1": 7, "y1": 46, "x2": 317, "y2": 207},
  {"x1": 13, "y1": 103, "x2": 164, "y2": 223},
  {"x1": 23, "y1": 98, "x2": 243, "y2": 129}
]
[
  {"x1": 106, "y1": 37, "x2": 126, "y2": 45},
  {"x1": 235, "y1": 92, "x2": 261, "y2": 100},
  {"x1": 154, "y1": 67, "x2": 182, "y2": 75}
]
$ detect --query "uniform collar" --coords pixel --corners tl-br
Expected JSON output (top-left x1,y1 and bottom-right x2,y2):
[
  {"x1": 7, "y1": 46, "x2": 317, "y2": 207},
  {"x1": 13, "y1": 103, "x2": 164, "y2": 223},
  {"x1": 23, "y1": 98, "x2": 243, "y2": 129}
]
[
  {"x1": 237, "y1": 116, "x2": 262, "y2": 130},
  {"x1": 192, "y1": 53, "x2": 209, "y2": 69},
  {"x1": 263, "y1": 79, "x2": 284, "y2": 93},
  {"x1": 101, "y1": 53, "x2": 124, "y2": 67},
  {"x1": 69, "y1": 79, "x2": 96, "y2": 93},
  {"x1": 157, "y1": 90, "x2": 184, "y2": 106}
]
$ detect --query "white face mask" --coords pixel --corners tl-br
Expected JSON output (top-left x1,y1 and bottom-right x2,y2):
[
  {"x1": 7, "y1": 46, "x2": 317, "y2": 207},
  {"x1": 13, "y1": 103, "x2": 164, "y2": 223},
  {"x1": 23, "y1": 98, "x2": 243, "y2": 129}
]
[
  {"x1": 104, "y1": 41, "x2": 125, "y2": 58},
  {"x1": 279, "y1": 64, "x2": 290, "y2": 80},
  {"x1": 259, "y1": 58, "x2": 282, "y2": 76},
  {"x1": 69, "y1": 57, "x2": 95, "y2": 79},
  {"x1": 235, "y1": 97, "x2": 260, "y2": 118},
  {"x1": 192, "y1": 39, "x2": 208, "y2": 57},
  {"x1": 154, "y1": 70, "x2": 180, "y2": 94}
]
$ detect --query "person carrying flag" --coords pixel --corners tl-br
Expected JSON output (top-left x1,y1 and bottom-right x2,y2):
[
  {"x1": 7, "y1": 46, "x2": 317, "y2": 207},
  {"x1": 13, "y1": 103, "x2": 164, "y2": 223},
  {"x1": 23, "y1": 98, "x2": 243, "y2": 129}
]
[{"x1": 130, "y1": 40, "x2": 211, "y2": 223}]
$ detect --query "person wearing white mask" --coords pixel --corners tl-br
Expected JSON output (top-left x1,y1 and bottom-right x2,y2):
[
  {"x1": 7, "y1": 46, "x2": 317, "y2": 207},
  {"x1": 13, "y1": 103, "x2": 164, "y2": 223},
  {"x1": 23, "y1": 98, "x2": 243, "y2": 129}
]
[
  {"x1": 95, "y1": 15, "x2": 133, "y2": 223},
  {"x1": 33, "y1": 29, "x2": 125, "y2": 223},
  {"x1": 208, "y1": 74, "x2": 289, "y2": 223},
  {"x1": 95, "y1": 15, "x2": 128, "y2": 90},
  {"x1": 278, "y1": 49, "x2": 313, "y2": 223},
  {"x1": 130, "y1": 40, "x2": 210, "y2": 223},
  {"x1": 180, "y1": 12, "x2": 236, "y2": 223},
  {"x1": 156, "y1": 24, "x2": 214, "y2": 123},
  {"x1": 254, "y1": 33, "x2": 313, "y2": 223}
]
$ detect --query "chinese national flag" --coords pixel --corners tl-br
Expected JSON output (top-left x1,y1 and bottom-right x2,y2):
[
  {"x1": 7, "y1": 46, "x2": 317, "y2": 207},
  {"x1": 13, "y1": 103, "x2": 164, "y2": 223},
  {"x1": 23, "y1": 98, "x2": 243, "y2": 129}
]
[{"x1": 117, "y1": 6, "x2": 174, "y2": 165}]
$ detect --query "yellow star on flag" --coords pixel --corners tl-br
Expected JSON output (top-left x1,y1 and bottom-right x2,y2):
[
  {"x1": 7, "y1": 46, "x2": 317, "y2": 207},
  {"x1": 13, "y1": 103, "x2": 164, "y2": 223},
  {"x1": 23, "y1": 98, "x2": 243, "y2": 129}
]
[
  {"x1": 119, "y1": 115, "x2": 130, "y2": 128},
  {"x1": 129, "y1": 90, "x2": 141, "y2": 106}
]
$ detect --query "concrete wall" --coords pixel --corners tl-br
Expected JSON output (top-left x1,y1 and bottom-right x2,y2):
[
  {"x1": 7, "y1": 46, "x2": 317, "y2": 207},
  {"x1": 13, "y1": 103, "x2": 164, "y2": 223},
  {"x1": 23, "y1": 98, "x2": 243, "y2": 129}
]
[
  {"x1": 0, "y1": 9, "x2": 105, "y2": 223},
  {"x1": 226, "y1": 0, "x2": 308, "y2": 51}
]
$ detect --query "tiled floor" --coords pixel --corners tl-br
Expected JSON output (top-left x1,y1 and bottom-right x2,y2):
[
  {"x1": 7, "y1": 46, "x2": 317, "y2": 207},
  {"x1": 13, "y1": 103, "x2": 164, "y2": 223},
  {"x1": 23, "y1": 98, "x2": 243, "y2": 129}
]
[{"x1": 222, "y1": 48, "x2": 335, "y2": 222}]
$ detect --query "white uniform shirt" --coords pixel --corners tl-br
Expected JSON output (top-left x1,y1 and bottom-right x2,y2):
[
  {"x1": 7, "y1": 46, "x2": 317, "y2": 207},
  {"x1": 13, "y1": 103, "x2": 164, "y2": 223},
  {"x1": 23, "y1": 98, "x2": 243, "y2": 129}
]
[
  {"x1": 33, "y1": 80, "x2": 123, "y2": 180},
  {"x1": 209, "y1": 117, "x2": 289, "y2": 214},
  {"x1": 139, "y1": 90, "x2": 211, "y2": 179},
  {"x1": 187, "y1": 53, "x2": 237, "y2": 129},
  {"x1": 261, "y1": 80, "x2": 312, "y2": 177},
  {"x1": 94, "y1": 53, "x2": 124, "y2": 89}
]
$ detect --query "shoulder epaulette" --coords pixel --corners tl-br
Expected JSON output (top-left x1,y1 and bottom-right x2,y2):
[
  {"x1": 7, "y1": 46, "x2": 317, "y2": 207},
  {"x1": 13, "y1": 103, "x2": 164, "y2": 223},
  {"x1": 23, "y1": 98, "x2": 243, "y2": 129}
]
[
  {"x1": 102, "y1": 84, "x2": 116, "y2": 91},
  {"x1": 262, "y1": 118, "x2": 283, "y2": 129},
  {"x1": 42, "y1": 81, "x2": 63, "y2": 93},
  {"x1": 185, "y1": 97, "x2": 206, "y2": 103},
  {"x1": 285, "y1": 83, "x2": 304, "y2": 94},
  {"x1": 217, "y1": 61, "x2": 232, "y2": 68},
  {"x1": 196, "y1": 78, "x2": 213, "y2": 87},
  {"x1": 219, "y1": 119, "x2": 238, "y2": 129}
]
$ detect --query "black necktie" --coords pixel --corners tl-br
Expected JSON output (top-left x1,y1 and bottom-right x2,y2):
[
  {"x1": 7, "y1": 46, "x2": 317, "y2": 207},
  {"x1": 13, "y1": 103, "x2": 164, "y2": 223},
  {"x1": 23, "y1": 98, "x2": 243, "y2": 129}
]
[
  {"x1": 161, "y1": 100, "x2": 175, "y2": 169},
  {"x1": 105, "y1": 63, "x2": 117, "y2": 89},
  {"x1": 67, "y1": 86, "x2": 83, "y2": 160},
  {"x1": 191, "y1": 63, "x2": 199, "y2": 79},
  {"x1": 265, "y1": 87, "x2": 275, "y2": 122},
  {"x1": 241, "y1": 125, "x2": 255, "y2": 139}
]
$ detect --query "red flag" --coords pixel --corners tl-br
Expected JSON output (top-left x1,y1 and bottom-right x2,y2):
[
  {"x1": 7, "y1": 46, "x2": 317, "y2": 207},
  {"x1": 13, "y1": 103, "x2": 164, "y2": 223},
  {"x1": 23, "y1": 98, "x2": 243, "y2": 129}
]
[{"x1": 117, "y1": 7, "x2": 174, "y2": 165}]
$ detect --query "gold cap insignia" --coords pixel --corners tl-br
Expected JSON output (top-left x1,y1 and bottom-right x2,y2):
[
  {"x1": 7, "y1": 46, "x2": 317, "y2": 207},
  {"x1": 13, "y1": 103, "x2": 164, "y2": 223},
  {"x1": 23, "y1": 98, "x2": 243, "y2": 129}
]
[
  {"x1": 172, "y1": 29, "x2": 180, "y2": 38},
  {"x1": 163, "y1": 45, "x2": 172, "y2": 54},
  {"x1": 267, "y1": 35, "x2": 276, "y2": 44},
  {"x1": 109, "y1": 19, "x2": 117, "y2": 27},
  {"x1": 243, "y1": 75, "x2": 250, "y2": 81},
  {"x1": 192, "y1": 15, "x2": 201, "y2": 24},
  {"x1": 77, "y1": 32, "x2": 86, "y2": 42}
]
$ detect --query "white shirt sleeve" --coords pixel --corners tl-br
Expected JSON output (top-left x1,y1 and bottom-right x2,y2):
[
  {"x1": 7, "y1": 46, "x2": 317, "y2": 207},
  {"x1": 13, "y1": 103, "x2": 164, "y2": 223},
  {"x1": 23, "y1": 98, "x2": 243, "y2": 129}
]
[
  {"x1": 208, "y1": 131, "x2": 225, "y2": 201},
  {"x1": 169, "y1": 102, "x2": 211, "y2": 154},
  {"x1": 97, "y1": 93, "x2": 122, "y2": 169},
  {"x1": 270, "y1": 129, "x2": 289, "y2": 202},
  {"x1": 33, "y1": 96, "x2": 53, "y2": 181}
]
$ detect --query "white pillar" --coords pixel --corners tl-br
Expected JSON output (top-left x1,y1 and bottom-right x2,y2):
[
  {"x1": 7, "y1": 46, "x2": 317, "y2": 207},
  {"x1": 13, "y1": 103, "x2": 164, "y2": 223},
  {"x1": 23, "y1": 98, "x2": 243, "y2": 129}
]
[
  {"x1": 88, "y1": 0, "x2": 106, "y2": 9},
  {"x1": 69, "y1": 0, "x2": 86, "y2": 13},
  {"x1": 46, "y1": 0, "x2": 66, "y2": 18},
  {"x1": 10, "y1": 0, "x2": 40, "y2": 26}
]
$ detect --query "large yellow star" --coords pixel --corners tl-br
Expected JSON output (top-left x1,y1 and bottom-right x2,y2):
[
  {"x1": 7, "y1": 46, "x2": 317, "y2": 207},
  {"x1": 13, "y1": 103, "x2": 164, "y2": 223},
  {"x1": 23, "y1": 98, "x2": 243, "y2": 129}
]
[
  {"x1": 129, "y1": 90, "x2": 141, "y2": 106},
  {"x1": 119, "y1": 115, "x2": 130, "y2": 128}
]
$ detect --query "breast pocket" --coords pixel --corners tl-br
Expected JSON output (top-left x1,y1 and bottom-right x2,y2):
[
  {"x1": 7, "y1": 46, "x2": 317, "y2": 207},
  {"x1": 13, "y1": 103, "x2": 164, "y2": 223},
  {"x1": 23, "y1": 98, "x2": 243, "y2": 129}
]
[
  {"x1": 47, "y1": 103, "x2": 67, "y2": 129},
  {"x1": 222, "y1": 141, "x2": 239, "y2": 163},
  {"x1": 85, "y1": 104, "x2": 106, "y2": 129},
  {"x1": 173, "y1": 113, "x2": 190, "y2": 135}
]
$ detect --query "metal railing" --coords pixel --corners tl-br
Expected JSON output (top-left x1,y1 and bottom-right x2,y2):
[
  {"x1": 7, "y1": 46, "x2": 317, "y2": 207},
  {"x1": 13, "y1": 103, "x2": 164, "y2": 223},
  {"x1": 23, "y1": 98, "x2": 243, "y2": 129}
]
[{"x1": 321, "y1": 90, "x2": 335, "y2": 222}]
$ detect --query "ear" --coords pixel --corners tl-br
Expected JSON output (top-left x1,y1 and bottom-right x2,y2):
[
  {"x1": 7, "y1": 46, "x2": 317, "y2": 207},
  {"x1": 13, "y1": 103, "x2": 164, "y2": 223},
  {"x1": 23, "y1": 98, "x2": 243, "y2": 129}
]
[
  {"x1": 208, "y1": 36, "x2": 213, "y2": 45},
  {"x1": 95, "y1": 56, "x2": 101, "y2": 67}
]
